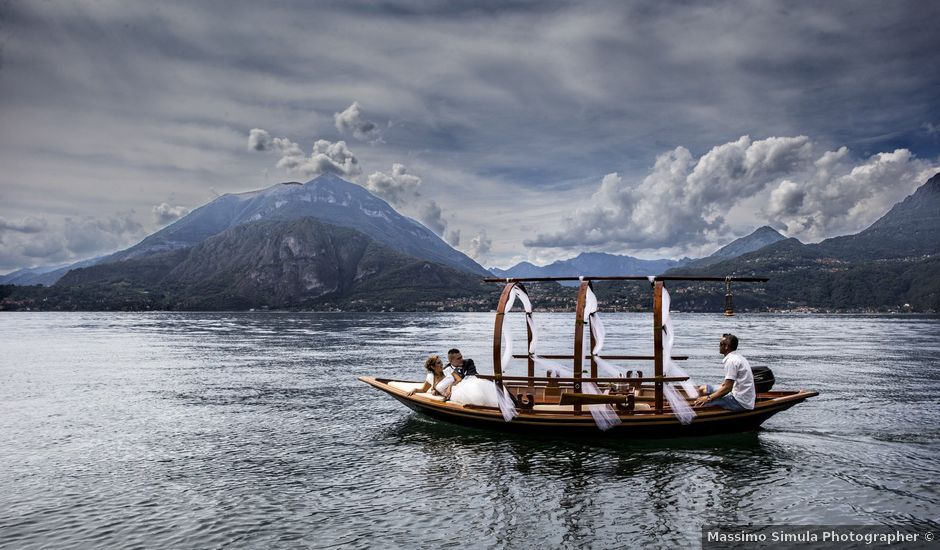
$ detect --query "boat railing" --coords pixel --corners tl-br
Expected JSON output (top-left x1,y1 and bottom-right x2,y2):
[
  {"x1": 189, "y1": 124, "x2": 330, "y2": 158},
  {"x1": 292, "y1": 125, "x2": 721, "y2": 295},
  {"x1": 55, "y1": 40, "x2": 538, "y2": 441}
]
[
  {"x1": 510, "y1": 354, "x2": 688, "y2": 360},
  {"x1": 478, "y1": 374, "x2": 689, "y2": 384},
  {"x1": 483, "y1": 275, "x2": 769, "y2": 283}
]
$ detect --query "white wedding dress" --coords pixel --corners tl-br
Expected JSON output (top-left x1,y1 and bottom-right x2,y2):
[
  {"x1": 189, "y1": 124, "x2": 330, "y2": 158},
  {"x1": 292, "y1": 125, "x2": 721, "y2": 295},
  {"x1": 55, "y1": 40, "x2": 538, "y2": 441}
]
[{"x1": 449, "y1": 375, "x2": 501, "y2": 407}]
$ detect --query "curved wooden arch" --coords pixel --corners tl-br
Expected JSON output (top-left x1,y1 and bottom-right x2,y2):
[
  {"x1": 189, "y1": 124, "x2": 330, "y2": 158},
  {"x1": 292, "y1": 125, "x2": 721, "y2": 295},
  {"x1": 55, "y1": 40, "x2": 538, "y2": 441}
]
[{"x1": 491, "y1": 282, "x2": 533, "y2": 382}]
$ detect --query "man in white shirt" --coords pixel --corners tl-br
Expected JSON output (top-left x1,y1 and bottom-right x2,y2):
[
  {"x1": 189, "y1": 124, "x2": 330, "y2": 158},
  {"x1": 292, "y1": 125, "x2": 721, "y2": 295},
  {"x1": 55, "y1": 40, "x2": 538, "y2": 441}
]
[{"x1": 692, "y1": 333, "x2": 756, "y2": 411}]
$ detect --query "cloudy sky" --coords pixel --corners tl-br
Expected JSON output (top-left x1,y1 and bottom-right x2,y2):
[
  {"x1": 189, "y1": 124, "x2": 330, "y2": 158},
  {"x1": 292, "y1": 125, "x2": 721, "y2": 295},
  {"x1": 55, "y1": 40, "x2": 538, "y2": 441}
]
[{"x1": 1, "y1": 0, "x2": 939, "y2": 272}]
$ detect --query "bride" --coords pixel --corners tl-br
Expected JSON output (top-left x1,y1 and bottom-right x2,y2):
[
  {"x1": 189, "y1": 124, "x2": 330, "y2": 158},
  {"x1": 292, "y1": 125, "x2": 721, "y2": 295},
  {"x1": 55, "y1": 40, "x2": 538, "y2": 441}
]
[
  {"x1": 407, "y1": 355, "x2": 456, "y2": 397},
  {"x1": 409, "y1": 353, "x2": 517, "y2": 421}
]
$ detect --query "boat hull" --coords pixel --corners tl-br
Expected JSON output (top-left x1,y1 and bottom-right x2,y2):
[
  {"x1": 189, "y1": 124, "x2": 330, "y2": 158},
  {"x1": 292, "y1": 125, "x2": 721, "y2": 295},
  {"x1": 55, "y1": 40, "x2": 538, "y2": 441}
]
[{"x1": 360, "y1": 376, "x2": 817, "y2": 438}]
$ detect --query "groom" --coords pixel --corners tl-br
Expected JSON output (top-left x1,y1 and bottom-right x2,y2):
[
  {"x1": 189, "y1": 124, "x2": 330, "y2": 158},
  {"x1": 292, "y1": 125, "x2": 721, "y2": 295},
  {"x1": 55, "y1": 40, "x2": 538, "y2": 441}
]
[{"x1": 447, "y1": 348, "x2": 477, "y2": 379}]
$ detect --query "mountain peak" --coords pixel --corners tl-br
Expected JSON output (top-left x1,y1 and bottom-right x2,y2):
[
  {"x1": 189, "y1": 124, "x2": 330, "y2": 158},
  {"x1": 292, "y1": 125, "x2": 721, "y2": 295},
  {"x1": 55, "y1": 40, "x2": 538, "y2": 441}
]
[
  {"x1": 98, "y1": 173, "x2": 489, "y2": 277},
  {"x1": 753, "y1": 225, "x2": 783, "y2": 236},
  {"x1": 490, "y1": 251, "x2": 685, "y2": 280},
  {"x1": 679, "y1": 225, "x2": 788, "y2": 269}
]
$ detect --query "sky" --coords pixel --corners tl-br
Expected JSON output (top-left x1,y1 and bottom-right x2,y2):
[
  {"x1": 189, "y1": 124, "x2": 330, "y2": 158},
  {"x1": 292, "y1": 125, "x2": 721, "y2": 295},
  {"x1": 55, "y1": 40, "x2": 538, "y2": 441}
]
[{"x1": 1, "y1": 0, "x2": 939, "y2": 273}]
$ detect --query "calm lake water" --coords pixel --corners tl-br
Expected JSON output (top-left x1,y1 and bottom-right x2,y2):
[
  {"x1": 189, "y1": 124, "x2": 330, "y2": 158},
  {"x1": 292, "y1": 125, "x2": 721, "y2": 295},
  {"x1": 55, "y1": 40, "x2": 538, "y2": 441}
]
[{"x1": 1, "y1": 312, "x2": 938, "y2": 548}]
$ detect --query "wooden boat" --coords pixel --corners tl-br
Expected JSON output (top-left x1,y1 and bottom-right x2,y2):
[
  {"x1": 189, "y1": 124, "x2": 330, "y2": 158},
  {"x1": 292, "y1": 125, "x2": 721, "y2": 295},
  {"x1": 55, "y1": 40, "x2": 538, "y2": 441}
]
[{"x1": 360, "y1": 276, "x2": 817, "y2": 438}]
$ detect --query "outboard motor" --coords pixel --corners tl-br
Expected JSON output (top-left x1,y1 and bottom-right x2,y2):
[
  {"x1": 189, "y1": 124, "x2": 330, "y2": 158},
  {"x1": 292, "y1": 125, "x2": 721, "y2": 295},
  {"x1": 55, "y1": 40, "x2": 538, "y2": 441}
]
[{"x1": 751, "y1": 366, "x2": 775, "y2": 393}]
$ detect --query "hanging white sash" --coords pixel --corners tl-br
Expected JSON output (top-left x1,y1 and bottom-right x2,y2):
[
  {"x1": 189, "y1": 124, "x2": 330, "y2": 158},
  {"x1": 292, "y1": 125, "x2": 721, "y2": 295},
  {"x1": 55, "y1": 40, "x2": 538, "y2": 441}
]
[
  {"x1": 580, "y1": 286, "x2": 622, "y2": 429},
  {"x1": 585, "y1": 286, "x2": 630, "y2": 378},
  {"x1": 647, "y1": 277, "x2": 698, "y2": 424}
]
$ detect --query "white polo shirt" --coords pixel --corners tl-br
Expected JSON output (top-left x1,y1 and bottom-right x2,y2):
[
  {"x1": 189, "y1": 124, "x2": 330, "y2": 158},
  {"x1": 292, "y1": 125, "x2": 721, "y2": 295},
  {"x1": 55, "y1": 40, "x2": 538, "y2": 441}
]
[{"x1": 723, "y1": 351, "x2": 756, "y2": 409}]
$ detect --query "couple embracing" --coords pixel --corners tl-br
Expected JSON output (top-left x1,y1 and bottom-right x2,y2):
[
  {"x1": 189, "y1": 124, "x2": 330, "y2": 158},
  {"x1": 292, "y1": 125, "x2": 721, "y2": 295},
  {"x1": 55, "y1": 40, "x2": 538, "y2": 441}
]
[{"x1": 408, "y1": 349, "x2": 501, "y2": 407}]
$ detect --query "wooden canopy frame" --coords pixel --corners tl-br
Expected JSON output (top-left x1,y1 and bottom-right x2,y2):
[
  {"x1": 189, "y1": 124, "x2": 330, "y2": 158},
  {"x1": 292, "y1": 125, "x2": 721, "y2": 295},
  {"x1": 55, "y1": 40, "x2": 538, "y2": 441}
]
[{"x1": 484, "y1": 275, "x2": 768, "y2": 415}]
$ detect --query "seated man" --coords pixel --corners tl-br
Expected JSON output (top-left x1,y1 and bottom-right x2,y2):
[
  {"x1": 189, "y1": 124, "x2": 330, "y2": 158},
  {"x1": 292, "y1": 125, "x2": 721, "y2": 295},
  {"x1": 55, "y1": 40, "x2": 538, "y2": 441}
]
[
  {"x1": 692, "y1": 333, "x2": 755, "y2": 411},
  {"x1": 447, "y1": 348, "x2": 477, "y2": 380}
]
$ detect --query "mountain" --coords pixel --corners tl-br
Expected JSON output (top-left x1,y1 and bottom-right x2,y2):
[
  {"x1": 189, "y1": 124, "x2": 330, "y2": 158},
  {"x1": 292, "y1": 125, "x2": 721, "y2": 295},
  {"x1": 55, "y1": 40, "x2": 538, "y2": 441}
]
[
  {"x1": 665, "y1": 172, "x2": 940, "y2": 311},
  {"x1": 5, "y1": 173, "x2": 488, "y2": 286},
  {"x1": 491, "y1": 252, "x2": 687, "y2": 280},
  {"x1": 109, "y1": 173, "x2": 488, "y2": 275},
  {"x1": 491, "y1": 227, "x2": 786, "y2": 281},
  {"x1": 813, "y1": 172, "x2": 940, "y2": 260},
  {"x1": 0, "y1": 256, "x2": 102, "y2": 286},
  {"x1": 0, "y1": 263, "x2": 70, "y2": 285},
  {"x1": 683, "y1": 226, "x2": 787, "y2": 269},
  {"x1": 42, "y1": 217, "x2": 494, "y2": 310},
  {"x1": 6, "y1": 173, "x2": 937, "y2": 312}
]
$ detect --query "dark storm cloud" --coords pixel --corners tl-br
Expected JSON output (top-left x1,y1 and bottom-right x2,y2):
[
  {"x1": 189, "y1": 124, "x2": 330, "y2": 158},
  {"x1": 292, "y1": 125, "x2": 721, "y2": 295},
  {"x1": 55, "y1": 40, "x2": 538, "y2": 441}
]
[
  {"x1": 0, "y1": 217, "x2": 47, "y2": 234},
  {"x1": 1, "y1": 0, "x2": 939, "y2": 270}
]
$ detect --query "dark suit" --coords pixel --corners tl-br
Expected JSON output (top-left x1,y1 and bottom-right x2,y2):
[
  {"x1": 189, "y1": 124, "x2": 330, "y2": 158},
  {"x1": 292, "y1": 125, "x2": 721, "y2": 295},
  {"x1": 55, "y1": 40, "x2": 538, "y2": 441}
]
[{"x1": 451, "y1": 358, "x2": 478, "y2": 379}]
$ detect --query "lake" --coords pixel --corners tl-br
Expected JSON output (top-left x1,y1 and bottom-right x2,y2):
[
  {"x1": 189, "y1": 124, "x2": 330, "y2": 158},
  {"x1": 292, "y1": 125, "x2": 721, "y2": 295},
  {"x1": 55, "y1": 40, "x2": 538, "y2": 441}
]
[{"x1": 1, "y1": 312, "x2": 938, "y2": 548}]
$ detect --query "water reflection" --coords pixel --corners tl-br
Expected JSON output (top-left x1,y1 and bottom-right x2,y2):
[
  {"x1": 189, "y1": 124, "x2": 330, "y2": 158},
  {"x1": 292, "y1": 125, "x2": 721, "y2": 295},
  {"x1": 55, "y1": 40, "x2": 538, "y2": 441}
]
[
  {"x1": 2, "y1": 312, "x2": 939, "y2": 548},
  {"x1": 384, "y1": 413, "x2": 803, "y2": 546}
]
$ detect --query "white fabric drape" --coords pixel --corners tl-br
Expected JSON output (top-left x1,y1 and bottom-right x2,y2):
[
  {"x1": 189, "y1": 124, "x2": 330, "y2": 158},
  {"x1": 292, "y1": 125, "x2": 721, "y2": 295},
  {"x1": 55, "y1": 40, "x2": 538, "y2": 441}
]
[
  {"x1": 501, "y1": 286, "x2": 533, "y2": 369},
  {"x1": 532, "y1": 354, "x2": 572, "y2": 377},
  {"x1": 661, "y1": 287, "x2": 699, "y2": 399},
  {"x1": 581, "y1": 382, "x2": 621, "y2": 431},
  {"x1": 580, "y1": 286, "x2": 623, "y2": 429},
  {"x1": 495, "y1": 385, "x2": 518, "y2": 422},
  {"x1": 647, "y1": 277, "x2": 698, "y2": 424},
  {"x1": 585, "y1": 286, "x2": 630, "y2": 378}
]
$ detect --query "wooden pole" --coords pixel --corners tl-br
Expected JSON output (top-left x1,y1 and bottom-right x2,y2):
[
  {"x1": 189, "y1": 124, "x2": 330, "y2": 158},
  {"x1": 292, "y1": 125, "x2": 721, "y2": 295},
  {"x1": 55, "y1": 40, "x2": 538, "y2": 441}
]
[
  {"x1": 588, "y1": 284, "x2": 597, "y2": 380},
  {"x1": 492, "y1": 283, "x2": 515, "y2": 381},
  {"x1": 525, "y1": 312, "x2": 535, "y2": 389},
  {"x1": 653, "y1": 280, "x2": 664, "y2": 414},
  {"x1": 521, "y1": 283, "x2": 535, "y2": 389},
  {"x1": 573, "y1": 281, "x2": 590, "y2": 414}
]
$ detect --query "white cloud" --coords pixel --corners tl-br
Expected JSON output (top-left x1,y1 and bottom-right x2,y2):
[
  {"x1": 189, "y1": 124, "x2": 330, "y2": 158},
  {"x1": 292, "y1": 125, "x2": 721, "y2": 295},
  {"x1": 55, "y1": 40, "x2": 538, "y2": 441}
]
[
  {"x1": 249, "y1": 128, "x2": 362, "y2": 179},
  {"x1": 365, "y1": 163, "x2": 421, "y2": 206},
  {"x1": 764, "y1": 148, "x2": 937, "y2": 239},
  {"x1": 364, "y1": 163, "x2": 460, "y2": 243},
  {"x1": 334, "y1": 101, "x2": 383, "y2": 143},
  {"x1": 0, "y1": 213, "x2": 147, "y2": 272},
  {"x1": 63, "y1": 214, "x2": 145, "y2": 255},
  {"x1": 526, "y1": 136, "x2": 938, "y2": 252},
  {"x1": 152, "y1": 203, "x2": 189, "y2": 225},
  {"x1": 766, "y1": 180, "x2": 804, "y2": 218},
  {"x1": 466, "y1": 229, "x2": 492, "y2": 261},
  {"x1": 248, "y1": 128, "x2": 272, "y2": 151}
]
